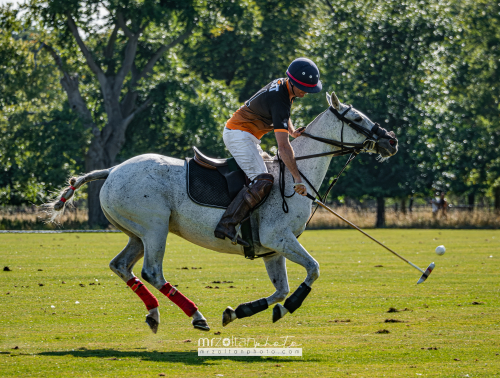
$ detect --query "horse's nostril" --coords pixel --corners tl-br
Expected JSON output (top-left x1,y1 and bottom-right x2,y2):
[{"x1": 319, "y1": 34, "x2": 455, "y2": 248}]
[{"x1": 389, "y1": 140, "x2": 395, "y2": 146}]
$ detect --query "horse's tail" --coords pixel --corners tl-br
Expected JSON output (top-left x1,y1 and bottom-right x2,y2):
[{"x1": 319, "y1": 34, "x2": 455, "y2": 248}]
[{"x1": 44, "y1": 168, "x2": 113, "y2": 222}]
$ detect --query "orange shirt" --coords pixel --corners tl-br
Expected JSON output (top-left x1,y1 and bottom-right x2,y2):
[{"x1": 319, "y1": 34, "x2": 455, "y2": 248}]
[{"x1": 226, "y1": 78, "x2": 294, "y2": 139}]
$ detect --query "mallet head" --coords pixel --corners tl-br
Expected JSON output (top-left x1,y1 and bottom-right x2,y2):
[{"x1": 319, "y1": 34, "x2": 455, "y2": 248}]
[{"x1": 417, "y1": 262, "x2": 435, "y2": 284}]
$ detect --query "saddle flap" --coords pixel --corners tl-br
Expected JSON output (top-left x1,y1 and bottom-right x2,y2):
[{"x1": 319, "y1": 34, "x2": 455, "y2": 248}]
[{"x1": 193, "y1": 147, "x2": 228, "y2": 168}]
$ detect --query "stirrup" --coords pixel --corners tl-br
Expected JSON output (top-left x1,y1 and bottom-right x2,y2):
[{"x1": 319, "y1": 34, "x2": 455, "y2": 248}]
[
  {"x1": 214, "y1": 228, "x2": 250, "y2": 248},
  {"x1": 230, "y1": 223, "x2": 243, "y2": 245}
]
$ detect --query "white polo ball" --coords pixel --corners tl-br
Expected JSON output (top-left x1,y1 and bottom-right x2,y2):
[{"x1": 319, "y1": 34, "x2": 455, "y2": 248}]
[{"x1": 435, "y1": 245, "x2": 446, "y2": 256}]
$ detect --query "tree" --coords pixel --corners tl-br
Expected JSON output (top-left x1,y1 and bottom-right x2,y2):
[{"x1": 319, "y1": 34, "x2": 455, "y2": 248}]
[
  {"x1": 21, "y1": 0, "x2": 202, "y2": 226},
  {"x1": 0, "y1": 5, "x2": 87, "y2": 206},
  {"x1": 183, "y1": 0, "x2": 310, "y2": 102},
  {"x1": 120, "y1": 79, "x2": 239, "y2": 160},
  {"x1": 297, "y1": 0, "x2": 457, "y2": 226},
  {"x1": 433, "y1": 0, "x2": 500, "y2": 208}
]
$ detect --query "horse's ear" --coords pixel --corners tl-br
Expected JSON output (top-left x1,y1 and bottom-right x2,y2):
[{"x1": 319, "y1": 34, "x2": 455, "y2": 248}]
[
  {"x1": 326, "y1": 92, "x2": 332, "y2": 107},
  {"x1": 330, "y1": 91, "x2": 341, "y2": 110}
]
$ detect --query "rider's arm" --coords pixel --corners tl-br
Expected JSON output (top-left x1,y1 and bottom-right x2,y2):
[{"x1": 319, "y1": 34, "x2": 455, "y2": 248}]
[{"x1": 275, "y1": 132, "x2": 307, "y2": 196}]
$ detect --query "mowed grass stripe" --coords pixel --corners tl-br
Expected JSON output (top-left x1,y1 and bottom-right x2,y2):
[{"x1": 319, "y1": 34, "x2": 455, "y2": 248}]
[{"x1": 1, "y1": 230, "x2": 499, "y2": 377}]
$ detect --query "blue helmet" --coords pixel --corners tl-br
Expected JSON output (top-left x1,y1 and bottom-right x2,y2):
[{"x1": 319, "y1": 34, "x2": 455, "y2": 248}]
[{"x1": 286, "y1": 58, "x2": 322, "y2": 93}]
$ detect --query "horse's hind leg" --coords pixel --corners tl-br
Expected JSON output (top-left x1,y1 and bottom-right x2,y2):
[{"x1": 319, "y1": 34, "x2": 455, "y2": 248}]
[
  {"x1": 223, "y1": 254, "x2": 290, "y2": 326},
  {"x1": 103, "y1": 207, "x2": 161, "y2": 333},
  {"x1": 140, "y1": 224, "x2": 210, "y2": 331},
  {"x1": 109, "y1": 236, "x2": 144, "y2": 282},
  {"x1": 109, "y1": 236, "x2": 162, "y2": 333}
]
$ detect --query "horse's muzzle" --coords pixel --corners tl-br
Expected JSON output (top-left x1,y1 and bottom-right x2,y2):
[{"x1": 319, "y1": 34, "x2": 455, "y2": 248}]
[{"x1": 377, "y1": 131, "x2": 398, "y2": 157}]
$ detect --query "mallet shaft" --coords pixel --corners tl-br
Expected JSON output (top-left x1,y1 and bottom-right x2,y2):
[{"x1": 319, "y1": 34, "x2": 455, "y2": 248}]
[{"x1": 311, "y1": 197, "x2": 425, "y2": 274}]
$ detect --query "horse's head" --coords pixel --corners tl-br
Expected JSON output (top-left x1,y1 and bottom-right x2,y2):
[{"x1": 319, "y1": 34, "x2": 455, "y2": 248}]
[{"x1": 326, "y1": 91, "x2": 398, "y2": 159}]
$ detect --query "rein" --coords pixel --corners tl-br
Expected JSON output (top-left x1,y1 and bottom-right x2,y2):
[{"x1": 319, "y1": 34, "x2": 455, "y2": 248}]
[
  {"x1": 278, "y1": 150, "x2": 357, "y2": 217},
  {"x1": 277, "y1": 105, "x2": 379, "y2": 220}
]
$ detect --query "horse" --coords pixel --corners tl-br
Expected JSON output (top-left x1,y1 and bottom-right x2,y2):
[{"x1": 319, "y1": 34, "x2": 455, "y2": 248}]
[{"x1": 46, "y1": 91, "x2": 398, "y2": 333}]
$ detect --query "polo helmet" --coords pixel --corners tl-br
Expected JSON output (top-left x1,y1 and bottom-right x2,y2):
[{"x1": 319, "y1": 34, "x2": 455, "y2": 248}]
[{"x1": 286, "y1": 58, "x2": 322, "y2": 93}]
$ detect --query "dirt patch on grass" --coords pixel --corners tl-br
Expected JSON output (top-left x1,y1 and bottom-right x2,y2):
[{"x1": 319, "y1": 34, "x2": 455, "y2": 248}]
[
  {"x1": 387, "y1": 307, "x2": 412, "y2": 313},
  {"x1": 329, "y1": 319, "x2": 351, "y2": 323},
  {"x1": 385, "y1": 319, "x2": 405, "y2": 323}
]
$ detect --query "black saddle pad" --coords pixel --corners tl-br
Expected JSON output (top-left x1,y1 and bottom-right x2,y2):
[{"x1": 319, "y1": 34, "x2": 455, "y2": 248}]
[
  {"x1": 186, "y1": 158, "x2": 246, "y2": 208},
  {"x1": 186, "y1": 157, "x2": 274, "y2": 261}
]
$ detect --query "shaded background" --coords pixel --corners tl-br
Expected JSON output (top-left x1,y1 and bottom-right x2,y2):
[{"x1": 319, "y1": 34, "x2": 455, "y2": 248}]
[{"x1": 1, "y1": 0, "x2": 499, "y2": 228}]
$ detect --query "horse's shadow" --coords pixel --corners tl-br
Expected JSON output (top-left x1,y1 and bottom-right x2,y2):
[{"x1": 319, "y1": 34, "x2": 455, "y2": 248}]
[{"x1": 37, "y1": 347, "x2": 315, "y2": 365}]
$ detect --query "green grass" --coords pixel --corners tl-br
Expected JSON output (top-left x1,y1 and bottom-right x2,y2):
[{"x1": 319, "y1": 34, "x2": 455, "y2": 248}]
[{"x1": 1, "y1": 230, "x2": 499, "y2": 377}]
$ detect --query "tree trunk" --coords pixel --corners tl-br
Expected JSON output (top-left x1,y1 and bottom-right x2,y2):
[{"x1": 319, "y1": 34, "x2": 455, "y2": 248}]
[
  {"x1": 468, "y1": 193, "x2": 475, "y2": 212},
  {"x1": 401, "y1": 197, "x2": 406, "y2": 215},
  {"x1": 495, "y1": 187, "x2": 500, "y2": 213},
  {"x1": 376, "y1": 196, "x2": 385, "y2": 227},
  {"x1": 85, "y1": 116, "x2": 130, "y2": 227},
  {"x1": 87, "y1": 178, "x2": 108, "y2": 227},
  {"x1": 85, "y1": 137, "x2": 110, "y2": 228}
]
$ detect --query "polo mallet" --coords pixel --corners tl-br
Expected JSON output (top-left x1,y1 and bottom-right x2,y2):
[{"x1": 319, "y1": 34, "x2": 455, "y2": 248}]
[{"x1": 306, "y1": 194, "x2": 434, "y2": 284}]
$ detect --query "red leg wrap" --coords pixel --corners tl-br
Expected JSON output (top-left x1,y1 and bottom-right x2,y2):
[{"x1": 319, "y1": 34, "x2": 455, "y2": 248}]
[
  {"x1": 160, "y1": 282, "x2": 198, "y2": 317},
  {"x1": 126, "y1": 277, "x2": 159, "y2": 311}
]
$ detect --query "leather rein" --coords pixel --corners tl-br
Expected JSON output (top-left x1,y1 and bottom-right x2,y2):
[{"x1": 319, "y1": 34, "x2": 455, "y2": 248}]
[{"x1": 277, "y1": 105, "x2": 383, "y2": 221}]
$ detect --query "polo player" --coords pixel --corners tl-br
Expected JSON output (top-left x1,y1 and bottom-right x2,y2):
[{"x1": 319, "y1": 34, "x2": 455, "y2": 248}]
[{"x1": 214, "y1": 58, "x2": 323, "y2": 246}]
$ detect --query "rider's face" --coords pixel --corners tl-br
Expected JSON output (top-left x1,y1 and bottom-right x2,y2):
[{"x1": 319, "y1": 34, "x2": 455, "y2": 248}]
[{"x1": 292, "y1": 85, "x2": 307, "y2": 98}]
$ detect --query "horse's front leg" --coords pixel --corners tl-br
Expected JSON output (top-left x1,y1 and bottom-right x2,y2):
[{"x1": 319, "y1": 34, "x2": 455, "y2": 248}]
[
  {"x1": 222, "y1": 254, "x2": 290, "y2": 326},
  {"x1": 261, "y1": 228, "x2": 320, "y2": 323}
]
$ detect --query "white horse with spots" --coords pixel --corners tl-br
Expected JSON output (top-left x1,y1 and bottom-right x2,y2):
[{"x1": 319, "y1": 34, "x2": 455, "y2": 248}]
[{"x1": 47, "y1": 92, "x2": 398, "y2": 333}]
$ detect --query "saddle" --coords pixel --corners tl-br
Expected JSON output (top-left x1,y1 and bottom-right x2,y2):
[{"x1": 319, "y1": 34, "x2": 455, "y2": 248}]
[
  {"x1": 187, "y1": 147, "x2": 249, "y2": 208},
  {"x1": 192, "y1": 147, "x2": 230, "y2": 169},
  {"x1": 187, "y1": 147, "x2": 258, "y2": 259}
]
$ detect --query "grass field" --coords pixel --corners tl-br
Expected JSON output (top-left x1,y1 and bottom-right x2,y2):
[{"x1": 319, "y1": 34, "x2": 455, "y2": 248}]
[{"x1": 1, "y1": 230, "x2": 499, "y2": 377}]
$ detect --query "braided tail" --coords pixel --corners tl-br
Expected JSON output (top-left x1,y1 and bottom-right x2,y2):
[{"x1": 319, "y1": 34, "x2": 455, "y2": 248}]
[{"x1": 44, "y1": 168, "x2": 113, "y2": 222}]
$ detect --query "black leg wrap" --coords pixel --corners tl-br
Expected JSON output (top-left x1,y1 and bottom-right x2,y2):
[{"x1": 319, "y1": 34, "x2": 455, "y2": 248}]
[
  {"x1": 235, "y1": 298, "x2": 269, "y2": 319},
  {"x1": 283, "y1": 282, "x2": 312, "y2": 314}
]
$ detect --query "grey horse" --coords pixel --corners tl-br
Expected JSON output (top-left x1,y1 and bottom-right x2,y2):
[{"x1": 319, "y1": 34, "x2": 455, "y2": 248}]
[{"x1": 47, "y1": 92, "x2": 398, "y2": 333}]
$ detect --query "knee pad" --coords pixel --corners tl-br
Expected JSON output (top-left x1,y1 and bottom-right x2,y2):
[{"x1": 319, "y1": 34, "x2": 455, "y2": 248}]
[{"x1": 243, "y1": 174, "x2": 274, "y2": 207}]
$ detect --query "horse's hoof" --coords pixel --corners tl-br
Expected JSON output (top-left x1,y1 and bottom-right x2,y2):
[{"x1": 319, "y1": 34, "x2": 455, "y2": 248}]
[
  {"x1": 272, "y1": 303, "x2": 288, "y2": 323},
  {"x1": 145, "y1": 307, "x2": 160, "y2": 334},
  {"x1": 222, "y1": 306, "x2": 237, "y2": 327},
  {"x1": 146, "y1": 315, "x2": 159, "y2": 334},
  {"x1": 193, "y1": 319, "x2": 210, "y2": 331}
]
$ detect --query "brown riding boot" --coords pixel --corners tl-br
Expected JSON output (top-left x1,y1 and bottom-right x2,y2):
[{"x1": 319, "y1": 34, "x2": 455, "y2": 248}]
[{"x1": 214, "y1": 173, "x2": 274, "y2": 247}]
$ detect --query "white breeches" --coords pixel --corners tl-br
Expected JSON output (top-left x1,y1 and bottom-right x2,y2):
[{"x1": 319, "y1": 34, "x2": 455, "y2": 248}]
[{"x1": 223, "y1": 128, "x2": 268, "y2": 181}]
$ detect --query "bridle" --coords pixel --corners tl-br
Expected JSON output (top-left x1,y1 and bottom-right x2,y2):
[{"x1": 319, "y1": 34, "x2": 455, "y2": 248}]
[
  {"x1": 300, "y1": 105, "x2": 395, "y2": 158},
  {"x1": 278, "y1": 105, "x2": 396, "y2": 220}
]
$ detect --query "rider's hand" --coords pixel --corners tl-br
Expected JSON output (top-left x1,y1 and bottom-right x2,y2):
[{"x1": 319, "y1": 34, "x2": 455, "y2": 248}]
[
  {"x1": 294, "y1": 182, "x2": 307, "y2": 196},
  {"x1": 290, "y1": 127, "x2": 306, "y2": 139}
]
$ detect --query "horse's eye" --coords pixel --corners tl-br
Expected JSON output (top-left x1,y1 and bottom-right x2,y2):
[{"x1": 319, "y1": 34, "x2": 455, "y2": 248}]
[{"x1": 355, "y1": 117, "x2": 362, "y2": 122}]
